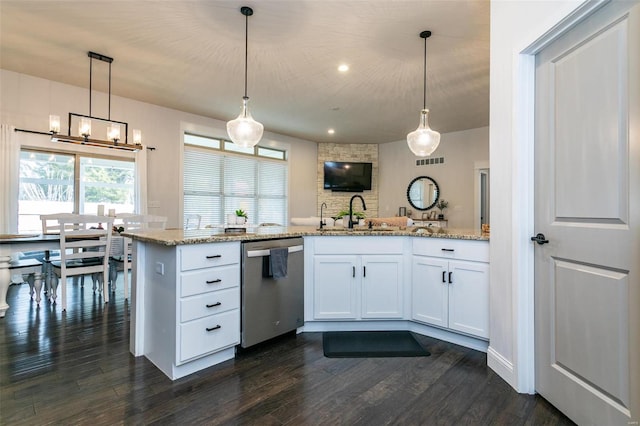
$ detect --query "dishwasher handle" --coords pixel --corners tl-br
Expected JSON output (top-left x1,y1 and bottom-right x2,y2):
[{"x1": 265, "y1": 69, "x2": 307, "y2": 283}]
[{"x1": 246, "y1": 245, "x2": 303, "y2": 258}]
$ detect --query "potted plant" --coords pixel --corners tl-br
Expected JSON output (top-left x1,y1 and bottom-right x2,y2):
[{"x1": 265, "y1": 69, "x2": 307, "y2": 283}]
[
  {"x1": 235, "y1": 209, "x2": 248, "y2": 225},
  {"x1": 335, "y1": 208, "x2": 365, "y2": 227},
  {"x1": 435, "y1": 199, "x2": 449, "y2": 220}
]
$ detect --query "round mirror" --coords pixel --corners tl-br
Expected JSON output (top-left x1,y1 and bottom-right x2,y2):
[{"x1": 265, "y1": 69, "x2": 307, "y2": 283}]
[{"x1": 407, "y1": 176, "x2": 440, "y2": 211}]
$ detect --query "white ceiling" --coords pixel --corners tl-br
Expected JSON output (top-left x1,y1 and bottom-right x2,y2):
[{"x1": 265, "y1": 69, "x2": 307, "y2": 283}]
[{"x1": 0, "y1": 0, "x2": 489, "y2": 144}]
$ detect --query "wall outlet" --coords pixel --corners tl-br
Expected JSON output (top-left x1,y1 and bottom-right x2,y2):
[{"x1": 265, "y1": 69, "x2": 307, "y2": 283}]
[{"x1": 155, "y1": 262, "x2": 164, "y2": 275}]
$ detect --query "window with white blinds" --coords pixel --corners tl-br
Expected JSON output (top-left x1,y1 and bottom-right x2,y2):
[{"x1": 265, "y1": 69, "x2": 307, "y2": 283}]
[{"x1": 183, "y1": 140, "x2": 288, "y2": 227}]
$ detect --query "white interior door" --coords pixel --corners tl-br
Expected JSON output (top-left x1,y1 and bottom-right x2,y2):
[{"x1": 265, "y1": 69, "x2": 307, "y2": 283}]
[{"x1": 534, "y1": 2, "x2": 639, "y2": 425}]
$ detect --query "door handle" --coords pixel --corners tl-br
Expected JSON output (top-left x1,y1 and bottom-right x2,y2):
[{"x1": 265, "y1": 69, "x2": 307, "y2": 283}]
[
  {"x1": 442, "y1": 271, "x2": 446, "y2": 283},
  {"x1": 448, "y1": 272, "x2": 453, "y2": 284},
  {"x1": 530, "y1": 233, "x2": 549, "y2": 245},
  {"x1": 363, "y1": 266, "x2": 366, "y2": 277},
  {"x1": 352, "y1": 266, "x2": 355, "y2": 277}
]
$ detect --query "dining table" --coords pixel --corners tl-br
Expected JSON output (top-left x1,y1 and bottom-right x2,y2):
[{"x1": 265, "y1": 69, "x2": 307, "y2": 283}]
[{"x1": 0, "y1": 233, "x2": 124, "y2": 317}]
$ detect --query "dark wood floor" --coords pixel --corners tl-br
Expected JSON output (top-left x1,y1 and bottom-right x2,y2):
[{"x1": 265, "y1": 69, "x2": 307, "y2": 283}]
[{"x1": 1, "y1": 277, "x2": 575, "y2": 425}]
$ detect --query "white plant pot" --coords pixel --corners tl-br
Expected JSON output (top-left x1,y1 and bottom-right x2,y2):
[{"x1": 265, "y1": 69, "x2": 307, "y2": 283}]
[
  {"x1": 227, "y1": 214, "x2": 237, "y2": 225},
  {"x1": 236, "y1": 216, "x2": 246, "y2": 225}
]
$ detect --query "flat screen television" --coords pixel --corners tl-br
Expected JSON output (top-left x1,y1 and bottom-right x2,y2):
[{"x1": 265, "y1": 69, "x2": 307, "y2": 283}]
[{"x1": 323, "y1": 161, "x2": 372, "y2": 192}]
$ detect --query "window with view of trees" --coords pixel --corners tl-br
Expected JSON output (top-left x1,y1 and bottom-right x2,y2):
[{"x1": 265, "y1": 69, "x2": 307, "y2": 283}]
[
  {"x1": 183, "y1": 133, "x2": 288, "y2": 228},
  {"x1": 18, "y1": 150, "x2": 135, "y2": 232}
]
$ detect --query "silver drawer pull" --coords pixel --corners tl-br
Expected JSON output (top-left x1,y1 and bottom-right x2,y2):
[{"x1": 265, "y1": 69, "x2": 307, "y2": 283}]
[
  {"x1": 206, "y1": 302, "x2": 222, "y2": 308},
  {"x1": 206, "y1": 279, "x2": 222, "y2": 284},
  {"x1": 206, "y1": 325, "x2": 221, "y2": 332},
  {"x1": 206, "y1": 254, "x2": 222, "y2": 259}
]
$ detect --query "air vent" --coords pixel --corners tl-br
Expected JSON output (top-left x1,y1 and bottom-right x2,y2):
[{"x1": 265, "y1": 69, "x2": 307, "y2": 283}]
[{"x1": 415, "y1": 157, "x2": 444, "y2": 167}]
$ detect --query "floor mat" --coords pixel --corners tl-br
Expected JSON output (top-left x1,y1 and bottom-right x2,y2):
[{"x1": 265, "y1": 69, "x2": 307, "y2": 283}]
[{"x1": 322, "y1": 331, "x2": 430, "y2": 358}]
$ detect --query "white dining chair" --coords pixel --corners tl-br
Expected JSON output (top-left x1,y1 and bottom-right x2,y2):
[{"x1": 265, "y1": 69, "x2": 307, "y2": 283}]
[
  {"x1": 110, "y1": 214, "x2": 167, "y2": 299},
  {"x1": 39, "y1": 213, "x2": 77, "y2": 297},
  {"x1": 49, "y1": 214, "x2": 114, "y2": 311}
]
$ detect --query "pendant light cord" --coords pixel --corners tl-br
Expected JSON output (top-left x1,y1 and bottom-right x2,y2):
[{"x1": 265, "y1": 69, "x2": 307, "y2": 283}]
[
  {"x1": 244, "y1": 12, "x2": 249, "y2": 98},
  {"x1": 89, "y1": 55, "x2": 93, "y2": 117},
  {"x1": 422, "y1": 34, "x2": 427, "y2": 110}
]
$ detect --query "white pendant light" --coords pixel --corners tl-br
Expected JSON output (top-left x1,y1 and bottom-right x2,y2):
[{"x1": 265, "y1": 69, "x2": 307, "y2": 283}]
[
  {"x1": 407, "y1": 30, "x2": 440, "y2": 157},
  {"x1": 227, "y1": 6, "x2": 264, "y2": 148}
]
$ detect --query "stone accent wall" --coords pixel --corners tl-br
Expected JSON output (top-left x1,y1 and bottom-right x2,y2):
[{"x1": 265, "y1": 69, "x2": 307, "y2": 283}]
[{"x1": 317, "y1": 143, "x2": 379, "y2": 219}]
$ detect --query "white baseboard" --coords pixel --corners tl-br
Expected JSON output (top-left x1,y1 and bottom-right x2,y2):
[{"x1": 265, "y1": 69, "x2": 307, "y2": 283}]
[{"x1": 487, "y1": 345, "x2": 518, "y2": 390}]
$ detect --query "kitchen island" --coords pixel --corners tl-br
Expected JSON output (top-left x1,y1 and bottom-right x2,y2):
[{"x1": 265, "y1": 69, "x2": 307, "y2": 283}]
[{"x1": 125, "y1": 226, "x2": 489, "y2": 379}]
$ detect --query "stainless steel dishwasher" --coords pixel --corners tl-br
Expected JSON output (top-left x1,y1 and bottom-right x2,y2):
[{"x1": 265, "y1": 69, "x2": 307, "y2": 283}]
[{"x1": 241, "y1": 237, "x2": 304, "y2": 348}]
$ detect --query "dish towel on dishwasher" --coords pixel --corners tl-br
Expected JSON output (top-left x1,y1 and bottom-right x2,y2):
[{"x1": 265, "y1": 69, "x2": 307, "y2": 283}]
[{"x1": 269, "y1": 247, "x2": 288, "y2": 279}]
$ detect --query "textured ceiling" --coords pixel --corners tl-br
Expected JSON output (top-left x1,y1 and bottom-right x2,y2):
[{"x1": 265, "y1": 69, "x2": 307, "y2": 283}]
[{"x1": 0, "y1": 0, "x2": 489, "y2": 144}]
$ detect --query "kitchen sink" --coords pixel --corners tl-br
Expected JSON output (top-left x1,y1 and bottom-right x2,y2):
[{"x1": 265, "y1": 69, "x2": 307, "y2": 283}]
[{"x1": 317, "y1": 227, "x2": 398, "y2": 232}]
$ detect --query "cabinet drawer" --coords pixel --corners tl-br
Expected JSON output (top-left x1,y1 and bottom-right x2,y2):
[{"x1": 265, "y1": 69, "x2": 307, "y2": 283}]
[
  {"x1": 413, "y1": 238, "x2": 488, "y2": 262},
  {"x1": 179, "y1": 309, "x2": 239, "y2": 363},
  {"x1": 180, "y1": 264, "x2": 239, "y2": 297},
  {"x1": 180, "y1": 242, "x2": 240, "y2": 271},
  {"x1": 180, "y1": 287, "x2": 240, "y2": 323}
]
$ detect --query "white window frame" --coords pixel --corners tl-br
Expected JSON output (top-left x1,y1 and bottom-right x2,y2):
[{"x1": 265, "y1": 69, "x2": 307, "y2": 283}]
[{"x1": 182, "y1": 129, "x2": 289, "y2": 228}]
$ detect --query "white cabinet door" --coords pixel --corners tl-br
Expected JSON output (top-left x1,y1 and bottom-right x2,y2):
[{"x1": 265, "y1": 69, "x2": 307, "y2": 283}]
[
  {"x1": 448, "y1": 260, "x2": 489, "y2": 338},
  {"x1": 412, "y1": 256, "x2": 448, "y2": 328},
  {"x1": 412, "y1": 256, "x2": 489, "y2": 339},
  {"x1": 313, "y1": 255, "x2": 358, "y2": 319},
  {"x1": 361, "y1": 255, "x2": 404, "y2": 318}
]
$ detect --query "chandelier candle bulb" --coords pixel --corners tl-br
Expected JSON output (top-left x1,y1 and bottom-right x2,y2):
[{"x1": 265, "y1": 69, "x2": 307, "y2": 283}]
[
  {"x1": 79, "y1": 118, "x2": 91, "y2": 138},
  {"x1": 107, "y1": 124, "x2": 121, "y2": 142},
  {"x1": 49, "y1": 115, "x2": 60, "y2": 134},
  {"x1": 133, "y1": 129, "x2": 142, "y2": 145}
]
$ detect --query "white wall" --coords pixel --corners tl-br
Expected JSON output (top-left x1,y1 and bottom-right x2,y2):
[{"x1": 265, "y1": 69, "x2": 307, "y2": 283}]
[
  {"x1": 379, "y1": 127, "x2": 488, "y2": 228},
  {"x1": 489, "y1": 0, "x2": 584, "y2": 392},
  {"x1": 0, "y1": 69, "x2": 318, "y2": 228}
]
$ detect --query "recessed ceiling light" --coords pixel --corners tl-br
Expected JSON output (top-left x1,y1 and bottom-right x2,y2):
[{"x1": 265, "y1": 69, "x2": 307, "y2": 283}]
[
  {"x1": 338, "y1": 64, "x2": 349, "y2": 72},
  {"x1": 328, "y1": 129, "x2": 335, "y2": 135}
]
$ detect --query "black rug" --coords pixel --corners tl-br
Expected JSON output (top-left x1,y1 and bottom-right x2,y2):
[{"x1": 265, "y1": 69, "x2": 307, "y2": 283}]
[{"x1": 323, "y1": 331, "x2": 430, "y2": 358}]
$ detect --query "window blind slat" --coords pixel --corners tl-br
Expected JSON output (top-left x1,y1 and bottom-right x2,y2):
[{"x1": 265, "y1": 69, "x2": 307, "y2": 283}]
[{"x1": 184, "y1": 139, "x2": 287, "y2": 228}]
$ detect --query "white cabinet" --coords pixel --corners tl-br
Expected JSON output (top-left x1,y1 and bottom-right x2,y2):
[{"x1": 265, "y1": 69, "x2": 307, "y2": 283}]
[
  {"x1": 361, "y1": 255, "x2": 404, "y2": 319},
  {"x1": 412, "y1": 239, "x2": 489, "y2": 339},
  {"x1": 177, "y1": 242, "x2": 240, "y2": 363},
  {"x1": 311, "y1": 237, "x2": 405, "y2": 320},
  {"x1": 313, "y1": 255, "x2": 358, "y2": 319},
  {"x1": 142, "y1": 241, "x2": 240, "y2": 379}
]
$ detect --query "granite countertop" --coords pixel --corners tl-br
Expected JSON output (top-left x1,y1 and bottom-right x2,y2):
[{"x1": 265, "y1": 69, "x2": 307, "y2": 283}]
[{"x1": 122, "y1": 225, "x2": 489, "y2": 246}]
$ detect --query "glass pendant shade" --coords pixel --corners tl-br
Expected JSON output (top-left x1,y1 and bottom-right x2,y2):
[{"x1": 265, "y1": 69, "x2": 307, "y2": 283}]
[
  {"x1": 132, "y1": 129, "x2": 142, "y2": 145},
  {"x1": 107, "y1": 124, "x2": 121, "y2": 142},
  {"x1": 49, "y1": 115, "x2": 60, "y2": 134},
  {"x1": 79, "y1": 118, "x2": 91, "y2": 138},
  {"x1": 407, "y1": 109, "x2": 440, "y2": 157},
  {"x1": 227, "y1": 97, "x2": 264, "y2": 148}
]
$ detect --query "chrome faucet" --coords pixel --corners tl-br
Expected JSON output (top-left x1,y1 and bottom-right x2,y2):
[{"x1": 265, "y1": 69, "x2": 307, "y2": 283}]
[
  {"x1": 348, "y1": 195, "x2": 367, "y2": 229},
  {"x1": 320, "y1": 202, "x2": 328, "y2": 229}
]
